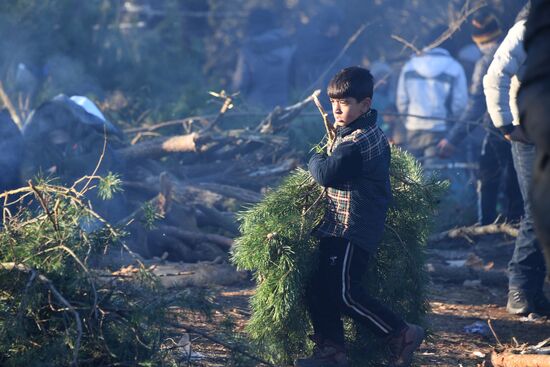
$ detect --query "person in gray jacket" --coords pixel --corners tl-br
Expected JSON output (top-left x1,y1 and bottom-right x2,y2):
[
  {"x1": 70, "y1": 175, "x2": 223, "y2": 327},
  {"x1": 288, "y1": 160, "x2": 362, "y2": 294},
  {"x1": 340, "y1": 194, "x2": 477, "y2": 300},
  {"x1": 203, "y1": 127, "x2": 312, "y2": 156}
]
[
  {"x1": 437, "y1": 8, "x2": 523, "y2": 225},
  {"x1": 396, "y1": 26, "x2": 468, "y2": 166},
  {"x1": 483, "y1": 2, "x2": 549, "y2": 316}
]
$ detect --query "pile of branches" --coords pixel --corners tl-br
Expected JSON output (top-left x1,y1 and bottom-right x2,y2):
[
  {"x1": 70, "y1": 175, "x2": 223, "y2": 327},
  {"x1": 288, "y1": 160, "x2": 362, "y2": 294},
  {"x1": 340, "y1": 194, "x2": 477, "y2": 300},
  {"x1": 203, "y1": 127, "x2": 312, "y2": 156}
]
[
  {"x1": 0, "y1": 178, "x2": 209, "y2": 366},
  {"x1": 20, "y1": 91, "x2": 319, "y2": 265},
  {"x1": 231, "y1": 147, "x2": 447, "y2": 366}
]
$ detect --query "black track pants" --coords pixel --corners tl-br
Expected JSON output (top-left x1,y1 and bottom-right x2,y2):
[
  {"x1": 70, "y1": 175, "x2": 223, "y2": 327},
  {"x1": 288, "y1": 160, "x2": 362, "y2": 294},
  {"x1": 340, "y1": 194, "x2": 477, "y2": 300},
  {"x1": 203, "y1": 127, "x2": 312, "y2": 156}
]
[{"x1": 305, "y1": 237, "x2": 406, "y2": 345}]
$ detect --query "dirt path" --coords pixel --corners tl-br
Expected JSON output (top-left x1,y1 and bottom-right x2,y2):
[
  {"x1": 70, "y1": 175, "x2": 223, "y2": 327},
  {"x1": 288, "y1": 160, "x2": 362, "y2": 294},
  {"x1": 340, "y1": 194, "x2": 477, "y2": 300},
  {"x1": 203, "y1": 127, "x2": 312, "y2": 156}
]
[{"x1": 181, "y1": 236, "x2": 550, "y2": 366}]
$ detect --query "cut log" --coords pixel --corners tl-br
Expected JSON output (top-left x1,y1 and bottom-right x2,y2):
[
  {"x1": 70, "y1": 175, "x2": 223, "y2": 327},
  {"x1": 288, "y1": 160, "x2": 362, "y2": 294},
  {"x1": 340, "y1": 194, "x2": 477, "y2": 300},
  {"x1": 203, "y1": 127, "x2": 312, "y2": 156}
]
[
  {"x1": 196, "y1": 183, "x2": 262, "y2": 203},
  {"x1": 147, "y1": 231, "x2": 195, "y2": 261},
  {"x1": 117, "y1": 133, "x2": 198, "y2": 161},
  {"x1": 426, "y1": 263, "x2": 508, "y2": 287},
  {"x1": 195, "y1": 204, "x2": 239, "y2": 236},
  {"x1": 491, "y1": 351, "x2": 550, "y2": 367},
  {"x1": 124, "y1": 115, "x2": 214, "y2": 134},
  {"x1": 157, "y1": 225, "x2": 234, "y2": 250},
  {"x1": 131, "y1": 177, "x2": 226, "y2": 208},
  {"x1": 246, "y1": 158, "x2": 297, "y2": 177},
  {"x1": 429, "y1": 223, "x2": 519, "y2": 243},
  {"x1": 179, "y1": 160, "x2": 241, "y2": 182}
]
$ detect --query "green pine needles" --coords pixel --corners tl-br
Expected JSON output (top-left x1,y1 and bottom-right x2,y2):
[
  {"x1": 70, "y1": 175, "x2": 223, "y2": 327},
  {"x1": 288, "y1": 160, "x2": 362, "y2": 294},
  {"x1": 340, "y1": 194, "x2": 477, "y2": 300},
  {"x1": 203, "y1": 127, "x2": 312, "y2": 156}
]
[
  {"x1": 231, "y1": 146, "x2": 447, "y2": 365},
  {"x1": 0, "y1": 178, "x2": 207, "y2": 366},
  {"x1": 232, "y1": 168, "x2": 323, "y2": 363}
]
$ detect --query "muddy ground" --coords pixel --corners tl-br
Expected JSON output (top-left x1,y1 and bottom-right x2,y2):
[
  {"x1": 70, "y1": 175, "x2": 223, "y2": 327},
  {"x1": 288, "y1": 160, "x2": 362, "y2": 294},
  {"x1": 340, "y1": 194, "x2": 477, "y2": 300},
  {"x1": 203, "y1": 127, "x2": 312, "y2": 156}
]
[{"x1": 176, "y1": 234, "x2": 550, "y2": 367}]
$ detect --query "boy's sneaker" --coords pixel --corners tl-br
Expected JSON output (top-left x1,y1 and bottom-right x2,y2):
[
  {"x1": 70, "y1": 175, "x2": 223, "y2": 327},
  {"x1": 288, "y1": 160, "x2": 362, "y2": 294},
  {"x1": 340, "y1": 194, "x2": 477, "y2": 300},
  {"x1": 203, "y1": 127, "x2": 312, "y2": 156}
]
[
  {"x1": 387, "y1": 323, "x2": 425, "y2": 367},
  {"x1": 506, "y1": 290, "x2": 534, "y2": 315},
  {"x1": 294, "y1": 335, "x2": 348, "y2": 367}
]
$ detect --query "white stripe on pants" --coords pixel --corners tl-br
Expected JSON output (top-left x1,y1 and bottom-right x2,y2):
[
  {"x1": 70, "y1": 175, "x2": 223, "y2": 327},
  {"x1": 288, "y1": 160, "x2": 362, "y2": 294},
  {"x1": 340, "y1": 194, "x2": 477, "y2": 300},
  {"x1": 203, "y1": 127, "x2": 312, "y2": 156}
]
[{"x1": 341, "y1": 242, "x2": 392, "y2": 334}]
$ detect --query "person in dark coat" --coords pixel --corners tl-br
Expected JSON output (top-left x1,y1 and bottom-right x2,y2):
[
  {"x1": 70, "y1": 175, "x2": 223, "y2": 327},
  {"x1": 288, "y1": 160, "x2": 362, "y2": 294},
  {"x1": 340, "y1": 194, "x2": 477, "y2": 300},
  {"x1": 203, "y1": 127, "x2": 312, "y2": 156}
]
[{"x1": 518, "y1": 0, "x2": 550, "y2": 278}]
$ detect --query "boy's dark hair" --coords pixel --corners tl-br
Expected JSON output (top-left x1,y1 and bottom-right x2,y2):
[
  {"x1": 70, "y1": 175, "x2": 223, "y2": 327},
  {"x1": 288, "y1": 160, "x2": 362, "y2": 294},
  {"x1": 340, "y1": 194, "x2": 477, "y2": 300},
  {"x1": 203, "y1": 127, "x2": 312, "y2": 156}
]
[{"x1": 327, "y1": 66, "x2": 374, "y2": 101}]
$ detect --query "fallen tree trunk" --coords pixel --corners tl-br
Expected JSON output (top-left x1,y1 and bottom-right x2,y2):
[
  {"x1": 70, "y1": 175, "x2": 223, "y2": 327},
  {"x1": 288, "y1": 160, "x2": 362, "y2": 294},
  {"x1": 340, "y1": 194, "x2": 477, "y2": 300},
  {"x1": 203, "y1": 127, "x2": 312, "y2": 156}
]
[
  {"x1": 196, "y1": 182, "x2": 262, "y2": 203},
  {"x1": 491, "y1": 351, "x2": 550, "y2": 367},
  {"x1": 157, "y1": 225, "x2": 234, "y2": 250},
  {"x1": 195, "y1": 204, "x2": 239, "y2": 236},
  {"x1": 426, "y1": 263, "x2": 508, "y2": 287},
  {"x1": 118, "y1": 133, "x2": 198, "y2": 161},
  {"x1": 246, "y1": 158, "x2": 297, "y2": 178},
  {"x1": 429, "y1": 223, "x2": 519, "y2": 243}
]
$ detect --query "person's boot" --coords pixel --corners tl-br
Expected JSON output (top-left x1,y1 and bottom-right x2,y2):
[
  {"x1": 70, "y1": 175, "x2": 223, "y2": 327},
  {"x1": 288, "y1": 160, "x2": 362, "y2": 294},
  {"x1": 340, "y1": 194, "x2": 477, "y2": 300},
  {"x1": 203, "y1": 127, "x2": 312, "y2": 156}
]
[
  {"x1": 294, "y1": 335, "x2": 348, "y2": 367},
  {"x1": 506, "y1": 290, "x2": 535, "y2": 315},
  {"x1": 387, "y1": 323, "x2": 425, "y2": 367}
]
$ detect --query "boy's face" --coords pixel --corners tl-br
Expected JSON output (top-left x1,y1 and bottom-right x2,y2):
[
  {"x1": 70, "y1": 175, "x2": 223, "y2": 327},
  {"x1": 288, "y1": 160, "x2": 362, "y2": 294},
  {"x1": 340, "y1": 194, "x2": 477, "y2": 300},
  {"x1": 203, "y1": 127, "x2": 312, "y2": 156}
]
[{"x1": 330, "y1": 97, "x2": 372, "y2": 127}]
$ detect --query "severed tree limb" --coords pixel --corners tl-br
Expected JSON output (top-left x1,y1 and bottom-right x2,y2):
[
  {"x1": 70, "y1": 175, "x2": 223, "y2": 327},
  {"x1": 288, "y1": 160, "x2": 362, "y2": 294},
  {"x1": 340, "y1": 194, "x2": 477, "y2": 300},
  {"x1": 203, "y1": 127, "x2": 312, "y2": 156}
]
[
  {"x1": 1, "y1": 262, "x2": 82, "y2": 366},
  {"x1": 195, "y1": 204, "x2": 239, "y2": 236},
  {"x1": 391, "y1": 34, "x2": 421, "y2": 55},
  {"x1": 392, "y1": 0, "x2": 487, "y2": 55},
  {"x1": 124, "y1": 115, "x2": 214, "y2": 134},
  {"x1": 424, "y1": 0, "x2": 487, "y2": 51},
  {"x1": 157, "y1": 225, "x2": 234, "y2": 250},
  {"x1": 201, "y1": 91, "x2": 235, "y2": 133},
  {"x1": 127, "y1": 176, "x2": 261, "y2": 206},
  {"x1": 117, "y1": 133, "x2": 199, "y2": 161},
  {"x1": 195, "y1": 182, "x2": 262, "y2": 203},
  {"x1": 255, "y1": 89, "x2": 322, "y2": 133},
  {"x1": 429, "y1": 223, "x2": 519, "y2": 243},
  {"x1": 491, "y1": 351, "x2": 550, "y2": 367},
  {"x1": 246, "y1": 158, "x2": 297, "y2": 178},
  {"x1": 426, "y1": 263, "x2": 508, "y2": 287}
]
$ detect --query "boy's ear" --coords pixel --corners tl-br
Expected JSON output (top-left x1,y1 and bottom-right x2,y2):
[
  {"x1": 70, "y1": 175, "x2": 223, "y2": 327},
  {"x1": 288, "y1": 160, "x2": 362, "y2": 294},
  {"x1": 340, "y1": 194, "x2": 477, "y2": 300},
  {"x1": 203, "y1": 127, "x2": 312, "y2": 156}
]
[{"x1": 360, "y1": 97, "x2": 372, "y2": 113}]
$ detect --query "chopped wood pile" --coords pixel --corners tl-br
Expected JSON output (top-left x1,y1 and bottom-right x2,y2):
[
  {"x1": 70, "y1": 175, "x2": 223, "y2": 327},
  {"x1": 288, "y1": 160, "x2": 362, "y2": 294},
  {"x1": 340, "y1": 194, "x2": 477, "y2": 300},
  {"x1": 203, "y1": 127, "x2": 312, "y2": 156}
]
[
  {"x1": 115, "y1": 92, "x2": 321, "y2": 263},
  {"x1": 22, "y1": 91, "x2": 320, "y2": 265}
]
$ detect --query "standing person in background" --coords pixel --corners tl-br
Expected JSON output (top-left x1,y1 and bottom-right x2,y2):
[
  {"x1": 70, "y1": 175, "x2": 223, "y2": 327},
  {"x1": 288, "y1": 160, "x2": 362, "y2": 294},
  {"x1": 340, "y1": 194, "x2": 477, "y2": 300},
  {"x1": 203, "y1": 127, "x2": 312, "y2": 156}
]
[
  {"x1": 396, "y1": 26, "x2": 468, "y2": 167},
  {"x1": 370, "y1": 60, "x2": 405, "y2": 145},
  {"x1": 437, "y1": 8, "x2": 523, "y2": 225},
  {"x1": 483, "y1": 2, "x2": 549, "y2": 316},
  {"x1": 231, "y1": 7, "x2": 296, "y2": 111},
  {"x1": 518, "y1": 0, "x2": 550, "y2": 277}
]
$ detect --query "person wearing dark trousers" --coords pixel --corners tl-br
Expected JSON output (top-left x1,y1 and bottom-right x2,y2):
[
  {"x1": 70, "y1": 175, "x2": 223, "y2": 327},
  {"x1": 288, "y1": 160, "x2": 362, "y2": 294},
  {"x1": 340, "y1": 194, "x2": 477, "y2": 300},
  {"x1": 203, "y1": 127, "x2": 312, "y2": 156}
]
[
  {"x1": 296, "y1": 67, "x2": 424, "y2": 367},
  {"x1": 306, "y1": 237, "x2": 407, "y2": 344},
  {"x1": 518, "y1": 0, "x2": 550, "y2": 279},
  {"x1": 437, "y1": 8, "x2": 523, "y2": 225},
  {"x1": 507, "y1": 141, "x2": 547, "y2": 305},
  {"x1": 477, "y1": 133, "x2": 523, "y2": 224},
  {"x1": 483, "y1": 2, "x2": 550, "y2": 316}
]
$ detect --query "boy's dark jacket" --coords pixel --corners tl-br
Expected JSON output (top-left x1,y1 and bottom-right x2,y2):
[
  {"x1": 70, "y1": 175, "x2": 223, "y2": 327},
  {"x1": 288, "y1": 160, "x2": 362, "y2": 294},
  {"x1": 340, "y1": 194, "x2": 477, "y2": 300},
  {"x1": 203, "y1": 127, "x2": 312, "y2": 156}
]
[{"x1": 308, "y1": 109, "x2": 391, "y2": 253}]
